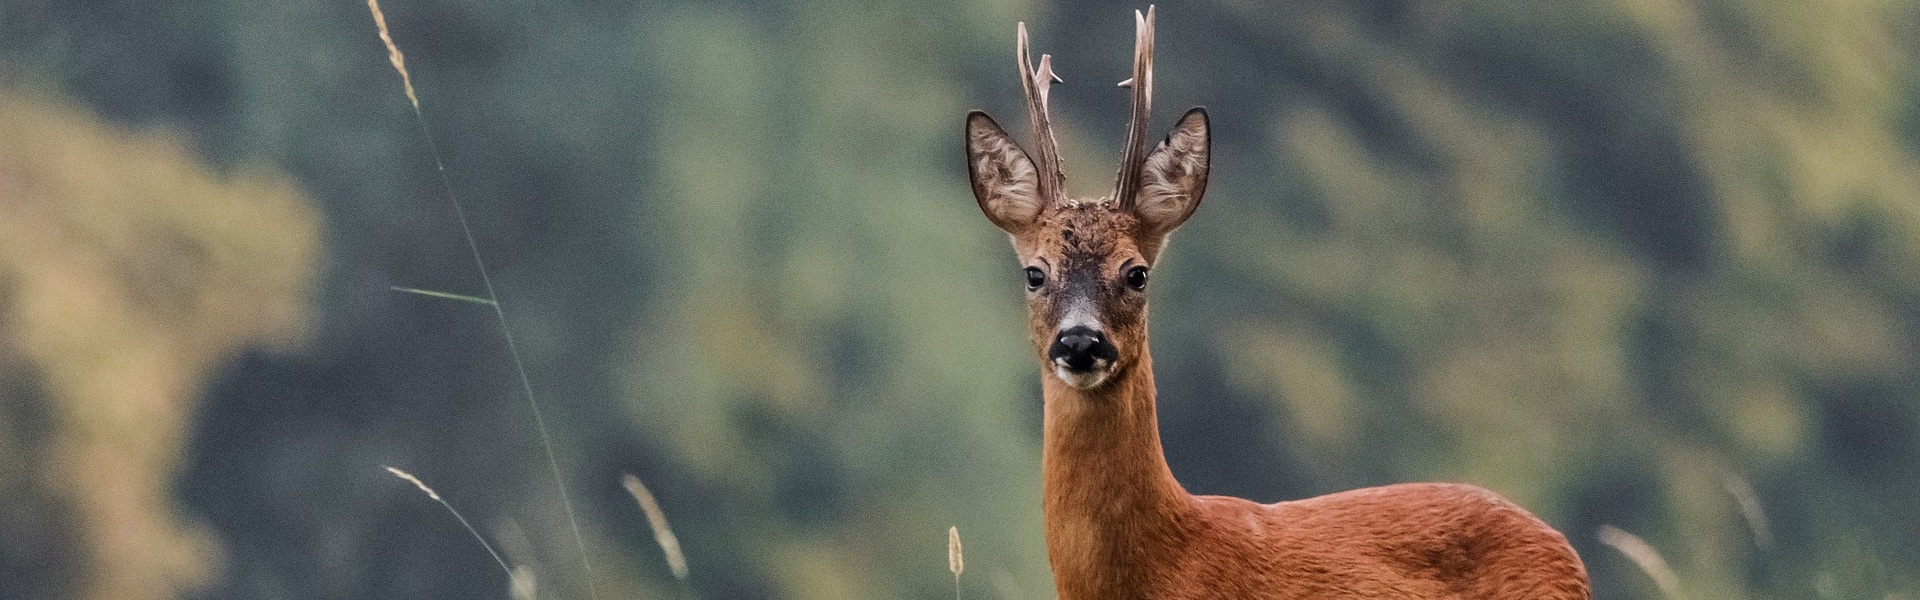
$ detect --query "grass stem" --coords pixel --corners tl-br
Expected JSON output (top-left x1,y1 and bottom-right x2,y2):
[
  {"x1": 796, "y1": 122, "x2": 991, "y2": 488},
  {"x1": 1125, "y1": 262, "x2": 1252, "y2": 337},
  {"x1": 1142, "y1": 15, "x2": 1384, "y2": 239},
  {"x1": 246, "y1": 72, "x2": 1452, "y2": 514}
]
[
  {"x1": 367, "y1": 2, "x2": 598, "y2": 598},
  {"x1": 384, "y1": 466, "x2": 515, "y2": 580}
]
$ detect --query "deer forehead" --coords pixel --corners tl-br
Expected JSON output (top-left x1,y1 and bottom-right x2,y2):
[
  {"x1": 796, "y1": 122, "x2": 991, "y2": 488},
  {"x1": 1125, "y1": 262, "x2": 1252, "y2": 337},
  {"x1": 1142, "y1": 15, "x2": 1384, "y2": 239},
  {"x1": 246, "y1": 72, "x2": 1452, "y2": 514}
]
[{"x1": 1015, "y1": 202, "x2": 1145, "y2": 267}]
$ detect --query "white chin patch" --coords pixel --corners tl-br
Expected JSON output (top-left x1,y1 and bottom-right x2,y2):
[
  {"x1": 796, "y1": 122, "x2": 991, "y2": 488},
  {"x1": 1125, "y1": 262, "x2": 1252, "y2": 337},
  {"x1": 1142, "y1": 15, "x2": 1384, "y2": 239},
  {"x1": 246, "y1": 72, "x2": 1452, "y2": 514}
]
[{"x1": 1052, "y1": 360, "x2": 1112, "y2": 389}]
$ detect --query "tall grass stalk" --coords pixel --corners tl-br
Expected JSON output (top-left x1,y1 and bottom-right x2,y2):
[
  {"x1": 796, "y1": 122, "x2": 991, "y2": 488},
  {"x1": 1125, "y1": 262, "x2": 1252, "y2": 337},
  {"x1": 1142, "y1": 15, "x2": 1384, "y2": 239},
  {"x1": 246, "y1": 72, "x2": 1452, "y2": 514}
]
[
  {"x1": 1723, "y1": 475, "x2": 1773, "y2": 550},
  {"x1": 366, "y1": 2, "x2": 598, "y2": 598},
  {"x1": 948, "y1": 526, "x2": 964, "y2": 600},
  {"x1": 384, "y1": 467, "x2": 516, "y2": 579},
  {"x1": 621, "y1": 473, "x2": 692, "y2": 594},
  {"x1": 1597, "y1": 524, "x2": 1682, "y2": 600}
]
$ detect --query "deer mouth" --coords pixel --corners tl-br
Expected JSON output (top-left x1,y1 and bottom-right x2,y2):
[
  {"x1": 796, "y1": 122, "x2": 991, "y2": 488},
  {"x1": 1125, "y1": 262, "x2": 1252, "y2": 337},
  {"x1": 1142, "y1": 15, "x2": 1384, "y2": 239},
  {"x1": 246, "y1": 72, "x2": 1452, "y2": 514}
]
[{"x1": 1053, "y1": 360, "x2": 1113, "y2": 389}]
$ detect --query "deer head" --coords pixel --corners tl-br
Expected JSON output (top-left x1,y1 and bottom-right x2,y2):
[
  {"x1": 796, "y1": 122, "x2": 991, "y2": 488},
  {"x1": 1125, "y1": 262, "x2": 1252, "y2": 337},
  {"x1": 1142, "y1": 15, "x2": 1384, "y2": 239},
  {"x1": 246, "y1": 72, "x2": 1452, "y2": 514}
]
[{"x1": 966, "y1": 7, "x2": 1210, "y2": 390}]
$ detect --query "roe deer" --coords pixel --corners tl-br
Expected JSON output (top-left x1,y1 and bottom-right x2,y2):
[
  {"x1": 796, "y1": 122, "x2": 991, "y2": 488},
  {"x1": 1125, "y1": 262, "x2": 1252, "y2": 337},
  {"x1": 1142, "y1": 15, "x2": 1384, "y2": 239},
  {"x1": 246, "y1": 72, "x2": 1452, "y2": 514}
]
[{"x1": 963, "y1": 8, "x2": 1591, "y2": 599}]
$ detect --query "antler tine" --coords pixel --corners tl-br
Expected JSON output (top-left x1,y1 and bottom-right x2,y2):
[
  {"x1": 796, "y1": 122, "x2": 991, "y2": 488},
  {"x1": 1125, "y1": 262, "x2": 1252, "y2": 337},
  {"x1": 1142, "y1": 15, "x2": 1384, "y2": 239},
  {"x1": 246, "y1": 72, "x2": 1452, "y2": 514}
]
[
  {"x1": 1113, "y1": 6, "x2": 1154, "y2": 210},
  {"x1": 1018, "y1": 22, "x2": 1067, "y2": 205}
]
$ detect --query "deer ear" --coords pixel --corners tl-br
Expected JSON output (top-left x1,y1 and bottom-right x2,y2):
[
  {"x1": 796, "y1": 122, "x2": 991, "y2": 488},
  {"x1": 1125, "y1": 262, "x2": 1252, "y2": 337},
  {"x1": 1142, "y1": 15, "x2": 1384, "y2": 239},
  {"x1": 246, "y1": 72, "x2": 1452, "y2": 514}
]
[
  {"x1": 1134, "y1": 107, "x2": 1209, "y2": 236},
  {"x1": 966, "y1": 111, "x2": 1044, "y2": 234}
]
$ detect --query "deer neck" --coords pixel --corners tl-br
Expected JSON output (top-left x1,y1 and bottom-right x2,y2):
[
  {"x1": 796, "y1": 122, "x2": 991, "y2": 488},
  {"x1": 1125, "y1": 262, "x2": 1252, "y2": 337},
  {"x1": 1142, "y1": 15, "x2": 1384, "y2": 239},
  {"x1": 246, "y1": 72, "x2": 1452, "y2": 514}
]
[{"x1": 1040, "y1": 347, "x2": 1192, "y2": 595}]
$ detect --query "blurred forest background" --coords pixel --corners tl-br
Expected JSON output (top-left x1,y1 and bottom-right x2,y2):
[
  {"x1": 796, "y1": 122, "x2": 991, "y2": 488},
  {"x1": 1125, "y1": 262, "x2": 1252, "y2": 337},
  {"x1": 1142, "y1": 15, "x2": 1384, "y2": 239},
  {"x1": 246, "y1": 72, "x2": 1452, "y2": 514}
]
[{"x1": 2, "y1": 0, "x2": 1919, "y2": 598}]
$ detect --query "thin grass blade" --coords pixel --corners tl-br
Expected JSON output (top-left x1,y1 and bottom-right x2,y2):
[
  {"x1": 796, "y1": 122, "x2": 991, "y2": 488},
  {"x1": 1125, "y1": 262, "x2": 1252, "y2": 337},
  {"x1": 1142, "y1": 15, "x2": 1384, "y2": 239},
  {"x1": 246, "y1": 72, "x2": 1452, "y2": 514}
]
[{"x1": 391, "y1": 286, "x2": 497, "y2": 305}]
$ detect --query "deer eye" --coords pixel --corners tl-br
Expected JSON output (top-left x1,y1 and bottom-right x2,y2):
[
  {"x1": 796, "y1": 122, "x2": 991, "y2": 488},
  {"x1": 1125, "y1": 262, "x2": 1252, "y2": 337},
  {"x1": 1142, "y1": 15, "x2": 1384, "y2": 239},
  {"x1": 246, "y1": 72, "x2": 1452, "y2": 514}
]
[
  {"x1": 1025, "y1": 267, "x2": 1047, "y2": 290},
  {"x1": 1125, "y1": 265, "x2": 1149, "y2": 291}
]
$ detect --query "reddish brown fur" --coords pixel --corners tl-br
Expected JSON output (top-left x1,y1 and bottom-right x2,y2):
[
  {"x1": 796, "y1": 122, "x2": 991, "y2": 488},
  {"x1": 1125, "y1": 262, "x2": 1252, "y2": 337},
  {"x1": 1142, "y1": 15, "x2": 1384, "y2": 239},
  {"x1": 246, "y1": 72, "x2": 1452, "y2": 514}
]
[
  {"x1": 1009, "y1": 203, "x2": 1590, "y2": 600},
  {"x1": 1039, "y1": 359, "x2": 1588, "y2": 599},
  {"x1": 965, "y1": 9, "x2": 1590, "y2": 599}
]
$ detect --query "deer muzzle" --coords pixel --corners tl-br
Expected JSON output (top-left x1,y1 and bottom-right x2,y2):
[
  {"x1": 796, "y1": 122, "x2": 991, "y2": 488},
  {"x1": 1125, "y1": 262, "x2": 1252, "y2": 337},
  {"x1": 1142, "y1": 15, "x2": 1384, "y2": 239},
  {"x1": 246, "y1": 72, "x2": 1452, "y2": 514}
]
[{"x1": 1049, "y1": 325, "x2": 1118, "y2": 388}]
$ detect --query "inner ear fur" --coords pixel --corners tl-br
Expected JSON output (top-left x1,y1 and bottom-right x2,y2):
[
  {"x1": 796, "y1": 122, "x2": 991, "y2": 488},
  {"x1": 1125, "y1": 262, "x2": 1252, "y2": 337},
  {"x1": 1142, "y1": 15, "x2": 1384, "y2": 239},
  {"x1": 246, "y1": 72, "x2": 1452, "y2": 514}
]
[
  {"x1": 1134, "y1": 107, "x2": 1209, "y2": 237},
  {"x1": 966, "y1": 111, "x2": 1045, "y2": 234}
]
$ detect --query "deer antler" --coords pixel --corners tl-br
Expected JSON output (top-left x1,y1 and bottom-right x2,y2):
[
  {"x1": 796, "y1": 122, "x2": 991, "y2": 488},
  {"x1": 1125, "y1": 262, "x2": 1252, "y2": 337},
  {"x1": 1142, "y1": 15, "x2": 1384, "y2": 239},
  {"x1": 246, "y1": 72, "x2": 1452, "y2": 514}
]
[
  {"x1": 1018, "y1": 22, "x2": 1068, "y2": 206},
  {"x1": 1113, "y1": 6, "x2": 1154, "y2": 210}
]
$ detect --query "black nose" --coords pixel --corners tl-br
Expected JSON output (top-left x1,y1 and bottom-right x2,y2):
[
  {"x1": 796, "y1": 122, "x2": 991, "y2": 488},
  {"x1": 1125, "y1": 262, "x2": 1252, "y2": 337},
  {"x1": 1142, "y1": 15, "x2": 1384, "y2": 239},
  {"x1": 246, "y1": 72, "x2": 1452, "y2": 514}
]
[{"x1": 1049, "y1": 326, "x2": 1118, "y2": 371}]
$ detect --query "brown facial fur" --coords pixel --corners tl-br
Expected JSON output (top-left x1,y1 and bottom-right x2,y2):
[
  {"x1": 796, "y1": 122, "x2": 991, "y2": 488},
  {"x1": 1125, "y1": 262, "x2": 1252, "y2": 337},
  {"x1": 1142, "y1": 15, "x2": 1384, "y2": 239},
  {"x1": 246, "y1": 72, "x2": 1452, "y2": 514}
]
[{"x1": 1012, "y1": 204, "x2": 1151, "y2": 373}]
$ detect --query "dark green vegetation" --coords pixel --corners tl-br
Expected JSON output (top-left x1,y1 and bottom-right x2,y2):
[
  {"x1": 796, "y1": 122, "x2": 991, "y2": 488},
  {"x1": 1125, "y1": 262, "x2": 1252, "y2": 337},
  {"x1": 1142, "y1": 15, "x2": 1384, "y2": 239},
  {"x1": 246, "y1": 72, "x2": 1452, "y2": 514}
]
[{"x1": 3, "y1": 0, "x2": 1919, "y2": 598}]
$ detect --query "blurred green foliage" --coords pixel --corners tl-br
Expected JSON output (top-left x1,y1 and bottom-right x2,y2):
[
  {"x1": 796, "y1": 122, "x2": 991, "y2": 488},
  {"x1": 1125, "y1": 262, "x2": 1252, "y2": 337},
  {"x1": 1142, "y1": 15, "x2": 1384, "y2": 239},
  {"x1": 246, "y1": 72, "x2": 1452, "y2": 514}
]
[{"x1": 3, "y1": 0, "x2": 1919, "y2": 599}]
